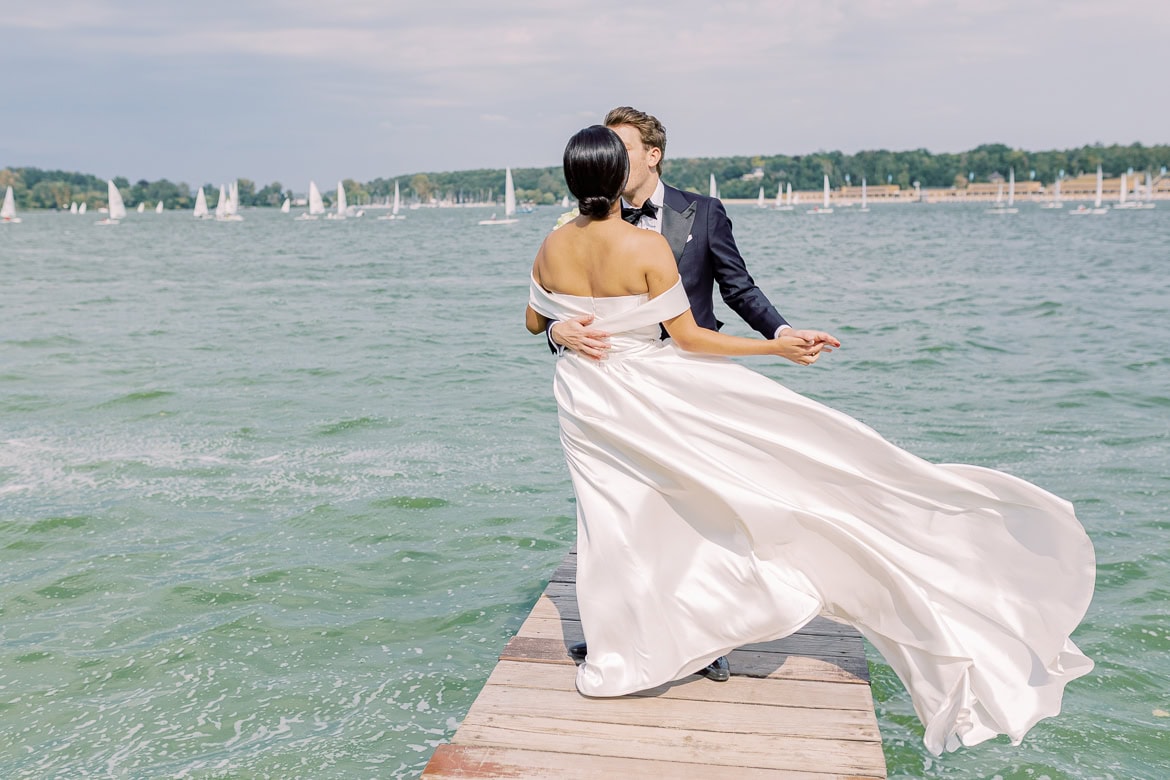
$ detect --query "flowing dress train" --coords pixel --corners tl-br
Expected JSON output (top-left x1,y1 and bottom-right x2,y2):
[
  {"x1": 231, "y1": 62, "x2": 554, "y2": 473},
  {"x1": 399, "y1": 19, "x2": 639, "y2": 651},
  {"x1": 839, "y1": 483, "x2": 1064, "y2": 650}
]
[{"x1": 528, "y1": 277, "x2": 1094, "y2": 755}]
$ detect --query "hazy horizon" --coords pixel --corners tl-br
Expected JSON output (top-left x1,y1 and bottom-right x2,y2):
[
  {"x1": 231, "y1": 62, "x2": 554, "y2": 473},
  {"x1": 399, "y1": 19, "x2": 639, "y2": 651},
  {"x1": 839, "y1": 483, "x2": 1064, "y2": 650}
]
[{"x1": 2, "y1": 1, "x2": 1167, "y2": 187}]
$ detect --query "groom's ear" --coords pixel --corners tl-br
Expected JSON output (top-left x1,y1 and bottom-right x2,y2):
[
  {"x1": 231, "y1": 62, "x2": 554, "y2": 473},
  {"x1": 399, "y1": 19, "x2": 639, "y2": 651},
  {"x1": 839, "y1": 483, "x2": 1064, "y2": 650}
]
[{"x1": 646, "y1": 146, "x2": 662, "y2": 169}]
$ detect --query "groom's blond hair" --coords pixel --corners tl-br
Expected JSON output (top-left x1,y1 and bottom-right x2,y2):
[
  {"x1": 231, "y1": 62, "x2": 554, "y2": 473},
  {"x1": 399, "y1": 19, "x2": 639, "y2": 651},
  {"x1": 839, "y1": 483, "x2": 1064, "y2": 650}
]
[{"x1": 604, "y1": 106, "x2": 666, "y2": 176}]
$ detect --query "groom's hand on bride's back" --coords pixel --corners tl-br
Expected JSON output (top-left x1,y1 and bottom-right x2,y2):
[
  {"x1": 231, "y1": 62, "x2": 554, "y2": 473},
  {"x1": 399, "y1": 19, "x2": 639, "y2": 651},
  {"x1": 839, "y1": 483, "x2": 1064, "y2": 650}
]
[
  {"x1": 773, "y1": 329, "x2": 839, "y2": 366},
  {"x1": 552, "y1": 315, "x2": 612, "y2": 361}
]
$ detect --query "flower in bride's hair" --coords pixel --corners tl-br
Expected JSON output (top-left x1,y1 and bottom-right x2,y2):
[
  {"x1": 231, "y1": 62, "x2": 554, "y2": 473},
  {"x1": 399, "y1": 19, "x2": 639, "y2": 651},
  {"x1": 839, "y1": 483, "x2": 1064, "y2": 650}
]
[{"x1": 553, "y1": 208, "x2": 579, "y2": 230}]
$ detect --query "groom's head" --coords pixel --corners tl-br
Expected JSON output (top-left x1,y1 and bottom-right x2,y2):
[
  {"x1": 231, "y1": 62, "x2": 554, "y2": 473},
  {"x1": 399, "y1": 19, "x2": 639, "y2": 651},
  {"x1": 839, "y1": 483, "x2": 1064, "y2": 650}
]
[{"x1": 605, "y1": 106, "x2": 665, "y2": 201}]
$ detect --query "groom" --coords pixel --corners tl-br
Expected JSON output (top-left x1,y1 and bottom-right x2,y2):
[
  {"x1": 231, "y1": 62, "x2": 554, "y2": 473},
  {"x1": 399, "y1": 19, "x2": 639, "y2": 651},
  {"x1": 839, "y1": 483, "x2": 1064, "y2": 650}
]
[
  {"x1": 548, "y1": 106, "x2": 834, "y2": 360},
  {"x1": 547, "y1": 106, "x2": 837, "y2": 682}
]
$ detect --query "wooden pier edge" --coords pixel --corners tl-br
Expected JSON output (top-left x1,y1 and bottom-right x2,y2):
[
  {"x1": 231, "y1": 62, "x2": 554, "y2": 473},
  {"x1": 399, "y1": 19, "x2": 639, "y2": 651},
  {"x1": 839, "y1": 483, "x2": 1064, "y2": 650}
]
[{"x1": 422, "y1": 549, "x2": 888, "y2": 778}]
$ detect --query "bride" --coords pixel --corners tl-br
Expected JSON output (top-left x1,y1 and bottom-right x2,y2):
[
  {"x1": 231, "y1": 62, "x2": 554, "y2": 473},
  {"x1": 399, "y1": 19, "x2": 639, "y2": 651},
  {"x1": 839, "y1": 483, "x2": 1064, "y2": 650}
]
[{"x1": 525, "y1": 125, "x2": 1095, "y2": 755}]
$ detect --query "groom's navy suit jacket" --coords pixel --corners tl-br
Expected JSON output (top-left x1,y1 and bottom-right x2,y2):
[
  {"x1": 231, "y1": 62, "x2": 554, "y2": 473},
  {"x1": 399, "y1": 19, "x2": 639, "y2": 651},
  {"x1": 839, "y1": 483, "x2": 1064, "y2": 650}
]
[{"x1": 658, "y1": 183, "x2": 788, "y2": 337}]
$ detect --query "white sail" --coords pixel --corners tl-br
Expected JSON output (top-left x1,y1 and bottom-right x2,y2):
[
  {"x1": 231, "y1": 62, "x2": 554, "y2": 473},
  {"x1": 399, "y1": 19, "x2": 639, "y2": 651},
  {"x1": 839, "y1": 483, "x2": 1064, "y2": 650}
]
[
  {"x1": 709, "y1": 173, "x2": 718, "y2": 199},
  {"x1": 214, "y1": 185, "x2": 227, "y2": 219},
  {"x1": 774, "y1": 183, "x2": 783, "y2": 206},
  {"x1": 308, "y1": 181, "x2": 324, "y2": 215},
  {"x1": 995, "y1": 182, "x2": 1004, "y2": 205},
  {"x1": 1147, "y1": 172, "x2": 1154, "y2": 200},
  {"x1": 1, "y1": 186, "x2": 19, "y2": 222},
  {"x1": 787, "y1": 183, "x2": 792, "y2": 205},
  {"x1": 70, "y1": 202, "x2": 78, "y2": 214},
  {"x1": 337, "y1": 181, "x2": 347, "y2": 215},
  {"x1": 757, "y1": 186, "x2": 765, "y2": 208},
  {"x1": 155, "y1": 200, "x2": 163, "y2": 213},
  {"x1": 393, "y1": 180, "x2": 401, "y2": 215},
  {"x1": 280, "y1": 197, "x2": 290, "y2": 213},
  {"x1": 194, "y1": 187, "x2": 209, "y2": 218},
  {"x1": 107, "y1": 181, "x2": 126, "y2": 220},
  {"x1": 477, "y1": 169, "x2": 519, "y2": 225},
  {"x1": 79, "y1": 202, "x2": 87, "y2": 214},
  {"x1": 1, "y1": 186, "x2": 16, "y2": 219},
  {"x1": 860, "y1": 178, "x2": 868, "y2": 211},
  {"x1": 823, "y1": 174, "x2": 830, "y2": 208},
  {"x1": 561, "y1": 194, "x2": 569, "y2": 208},
  {"x1": 1119, "y1": 173, "x2": 1127, "y2": 205},
  {"x1": 227, "y1": 181, "x2": 240, "y2": 217},
  {"x1": 1008, "y1": 168, "x2": 1015, "y2": 206},
  {"x1": 137, "y1": 202, "x2": 145, "y2": 213},
  {"x1": 1094, "y1": 165, "x2": 1103, "y2": 208}
]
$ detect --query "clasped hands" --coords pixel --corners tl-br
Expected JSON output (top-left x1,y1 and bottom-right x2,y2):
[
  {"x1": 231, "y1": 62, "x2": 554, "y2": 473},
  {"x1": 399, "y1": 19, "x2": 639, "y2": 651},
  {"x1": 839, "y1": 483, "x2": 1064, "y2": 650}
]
[{"x1": 551, "y1": 315, "x2": 839, "y2": 365}]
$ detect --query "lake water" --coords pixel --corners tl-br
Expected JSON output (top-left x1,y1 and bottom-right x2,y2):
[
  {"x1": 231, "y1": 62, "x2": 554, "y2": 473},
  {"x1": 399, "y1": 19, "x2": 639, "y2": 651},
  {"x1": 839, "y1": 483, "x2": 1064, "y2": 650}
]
[{"x1": 1, "y1": 204, "x2": 1167, "y2": 778}]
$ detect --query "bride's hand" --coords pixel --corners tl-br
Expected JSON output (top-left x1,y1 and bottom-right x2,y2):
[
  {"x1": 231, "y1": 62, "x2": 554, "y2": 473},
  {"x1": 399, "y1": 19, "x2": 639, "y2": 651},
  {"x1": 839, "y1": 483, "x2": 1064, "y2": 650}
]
[
  {"x1": 552, "y1": 315, "x2": 611, "y2": 360},
  {"x1": 788, "y1": 329, "x2": 840, "y2": 351},
  {"x1": 772, "y1": 331, "x2": 832, "y2": 366}
]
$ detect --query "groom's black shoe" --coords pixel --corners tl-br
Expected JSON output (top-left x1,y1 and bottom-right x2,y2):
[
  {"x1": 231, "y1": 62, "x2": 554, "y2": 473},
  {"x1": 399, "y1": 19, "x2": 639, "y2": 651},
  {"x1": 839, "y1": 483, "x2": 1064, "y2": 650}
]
[
  {"x1": 567, "y1": 642, "x2": 731, "y2": 682},
  {"x1": 698, "y1": 655, "x2": 731, "y2": 682}
]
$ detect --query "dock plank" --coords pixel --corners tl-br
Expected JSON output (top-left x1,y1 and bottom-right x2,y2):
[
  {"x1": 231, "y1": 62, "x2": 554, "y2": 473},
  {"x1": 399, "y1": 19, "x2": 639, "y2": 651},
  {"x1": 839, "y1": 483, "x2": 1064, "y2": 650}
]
[{"x1": 422, "y1": 550, "x2": 887, "y2": 778}]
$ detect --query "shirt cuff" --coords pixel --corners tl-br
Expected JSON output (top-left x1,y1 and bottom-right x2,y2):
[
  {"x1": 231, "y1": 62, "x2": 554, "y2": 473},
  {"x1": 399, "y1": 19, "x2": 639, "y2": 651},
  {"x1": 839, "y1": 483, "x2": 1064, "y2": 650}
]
[
  {"x1": 547, "y1": 320, "x2": 566, "y2": 355},
  {"x1": 774, "y1": 324, "x2": 791, "y2": 338}
]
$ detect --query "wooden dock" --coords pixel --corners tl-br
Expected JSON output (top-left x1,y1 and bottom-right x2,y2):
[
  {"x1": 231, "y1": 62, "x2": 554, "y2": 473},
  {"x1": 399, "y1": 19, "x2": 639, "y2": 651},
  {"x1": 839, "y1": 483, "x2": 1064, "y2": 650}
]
[{"x1": 422, "y1": 549, "x2": 888, "y2": 778}]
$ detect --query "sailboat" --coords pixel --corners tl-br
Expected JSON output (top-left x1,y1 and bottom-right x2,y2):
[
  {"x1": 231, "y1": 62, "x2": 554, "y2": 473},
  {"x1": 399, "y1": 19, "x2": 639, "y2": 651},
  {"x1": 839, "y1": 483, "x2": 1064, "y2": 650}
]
[
  {"x1": 214, "y1": 185, "x2": 227, "y2": 220},
  {"x1": 1070, "y1": 165, "x2": 1109, "y2": 215},
  {"x1": 1138, "y1": 173, "x2": 1157, "y2": 209},
  {"x1": 326, "y1": 181, "x2": 348, "y2": 220},
  {"x1": 378, "y1": 180, "x2": 405, "y2": 220},
  {"x1": 561, "y1": 194, "x2": 570, "y2": 208},
  {"x1": 807, "y1": 174, "x2": 833, "y2": 214},
  {"x1": 987, "y1": 168, "x2": 1019, "y2": 214},
  {"x1": 1041, "y1": 177, "x2": 1064, "y2": 209},
  {"x1": 79, "y1": 202, "x2": 87, "y2": 215},
  {"x1": 775, "y1": 182, "x2": 793, "y2": 211},
  {"x1": 280, "y1": 197, "x2": 290, "y2": 214},
  {"x1": 859, "y1": 178, "x2": 870, "y2": 213},
  {"x1": 478, "y1": 168, "x2": 519, "y2": 225},
  {"x1": 70, "y1": 202, "x2": 78, "y2": 215},
  {"x1": 709, "y1": 173, "x2": 718, "y2": 199},
  {"x1": 219, "y1": 180, "x2": 244, "y2": 221},
  {"x1": 155, "y1": 200, "x2": 164, "y2": 213},
  {"x1": 137, "y1": 202, "x2": 146, "y2": 214},
  {"x1": 1, "y1": 186, "x2": 21, "y2": 223},
  {"x1": 297, "y1": 181, "x2": 325, "y2": 220},
  {"x1": 756, "y1": 186, "x2": 766, "y2": 208},
  {"x1": 193, "y1": 187, "x2": 209, "y2": 219},
  {"x1": 1114, "y1": 173, "x2": 1136, "y2": 209},
  {"x1": 96, "y1": 180, "x2": 126, "y2": 225}
]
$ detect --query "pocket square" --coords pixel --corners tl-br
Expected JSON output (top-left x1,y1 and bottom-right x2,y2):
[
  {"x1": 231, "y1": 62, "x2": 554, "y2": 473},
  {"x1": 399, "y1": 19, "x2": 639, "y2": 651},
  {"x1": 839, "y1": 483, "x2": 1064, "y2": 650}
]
[{"x1": 686, "y1": 234, "x2": 693, "y2": 243}]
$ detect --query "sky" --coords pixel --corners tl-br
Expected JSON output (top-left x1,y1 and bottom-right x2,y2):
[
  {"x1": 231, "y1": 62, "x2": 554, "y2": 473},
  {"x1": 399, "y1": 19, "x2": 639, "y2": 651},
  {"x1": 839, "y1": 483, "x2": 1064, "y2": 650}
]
[{"x1": 2, "y1": 0, "x2": 1167, "y2": 189}]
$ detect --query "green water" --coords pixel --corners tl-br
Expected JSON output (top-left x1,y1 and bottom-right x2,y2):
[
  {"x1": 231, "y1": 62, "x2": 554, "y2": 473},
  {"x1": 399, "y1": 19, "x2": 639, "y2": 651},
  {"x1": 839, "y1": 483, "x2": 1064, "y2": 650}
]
[{"x1": 1, "y1": 205, "x2": 1167, "y2": 778}]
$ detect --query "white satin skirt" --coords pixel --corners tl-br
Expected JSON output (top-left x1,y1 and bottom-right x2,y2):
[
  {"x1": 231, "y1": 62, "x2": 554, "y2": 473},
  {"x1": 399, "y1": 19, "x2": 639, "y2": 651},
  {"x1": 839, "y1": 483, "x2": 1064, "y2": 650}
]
[{"x1": 554, "y1": 342, "x2": 1094, "y2": 755}]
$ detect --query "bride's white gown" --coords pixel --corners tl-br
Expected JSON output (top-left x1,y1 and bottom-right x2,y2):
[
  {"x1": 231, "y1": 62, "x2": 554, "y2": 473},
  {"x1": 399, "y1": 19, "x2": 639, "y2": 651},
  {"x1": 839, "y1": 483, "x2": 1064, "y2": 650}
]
[{"x1": 528, "y1": 277, "x2": 1095, "y2": 755}]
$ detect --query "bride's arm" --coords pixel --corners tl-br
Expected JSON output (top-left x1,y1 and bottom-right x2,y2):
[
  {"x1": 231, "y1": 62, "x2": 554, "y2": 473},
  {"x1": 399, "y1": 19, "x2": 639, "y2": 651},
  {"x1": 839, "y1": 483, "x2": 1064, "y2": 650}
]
[
  {"x1": 645, "y1": 250, "x2": 823, "y2": 364},
  {"x1": 526, "y1": 305, "x2": 548, "y2": 335},
  {"x1": 526, "y1": 257, "x2": 550, "y2": 334}
]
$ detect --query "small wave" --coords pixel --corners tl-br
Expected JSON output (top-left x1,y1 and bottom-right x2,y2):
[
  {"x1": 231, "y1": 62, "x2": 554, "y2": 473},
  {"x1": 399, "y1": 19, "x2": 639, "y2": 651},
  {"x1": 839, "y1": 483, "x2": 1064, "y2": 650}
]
[
  {"x1": 315, "y1": 416, "x2": 393, "y2": 436},
  {"x1": 96, "y1": 389, "x2": 175, "y2": 407},
  {"x1": 371, "y1": 496, "x2": 450, "y2": 509},
  {"x1": 3, "y1": 335, "x2": 83, "y2": 348}
]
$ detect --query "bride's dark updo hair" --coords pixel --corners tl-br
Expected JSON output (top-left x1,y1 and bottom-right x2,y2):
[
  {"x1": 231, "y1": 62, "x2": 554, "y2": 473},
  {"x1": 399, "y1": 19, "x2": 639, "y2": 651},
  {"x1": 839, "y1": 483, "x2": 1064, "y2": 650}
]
[{"x1": 563, "y1": 125, "x2": 629, "y2": 218}]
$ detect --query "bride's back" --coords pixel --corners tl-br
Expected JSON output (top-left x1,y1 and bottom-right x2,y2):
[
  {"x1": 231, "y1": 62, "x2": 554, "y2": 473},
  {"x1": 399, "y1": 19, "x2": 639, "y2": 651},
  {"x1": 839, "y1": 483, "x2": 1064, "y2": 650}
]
[{"x1": 535, "y1": 217, "x2": 671, "y2": 299}]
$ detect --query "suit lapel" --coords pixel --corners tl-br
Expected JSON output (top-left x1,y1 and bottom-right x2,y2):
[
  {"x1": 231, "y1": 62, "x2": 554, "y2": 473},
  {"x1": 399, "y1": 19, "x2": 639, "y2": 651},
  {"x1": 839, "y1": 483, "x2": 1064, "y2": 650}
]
[{"x1": 660, "y1": 185, "x2": 696, "y2": 262}]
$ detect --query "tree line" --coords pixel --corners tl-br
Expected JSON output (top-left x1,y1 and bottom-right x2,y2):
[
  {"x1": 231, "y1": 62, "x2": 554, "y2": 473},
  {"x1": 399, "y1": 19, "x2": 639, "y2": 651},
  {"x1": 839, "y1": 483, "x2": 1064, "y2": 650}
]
[
  {"x1": 0, "y1": 168, "x2": 291, "y2": 210},
  {"x1": 4, "y1": 142, "x2": 1168, "y2": 210}
]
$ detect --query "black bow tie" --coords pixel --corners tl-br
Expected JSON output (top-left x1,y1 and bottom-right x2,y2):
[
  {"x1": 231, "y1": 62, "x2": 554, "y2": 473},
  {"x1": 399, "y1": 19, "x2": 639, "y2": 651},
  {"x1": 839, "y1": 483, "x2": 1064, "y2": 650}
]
[{"x1": 621, "y1": 201, "x2": 659, "y2": 224}]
